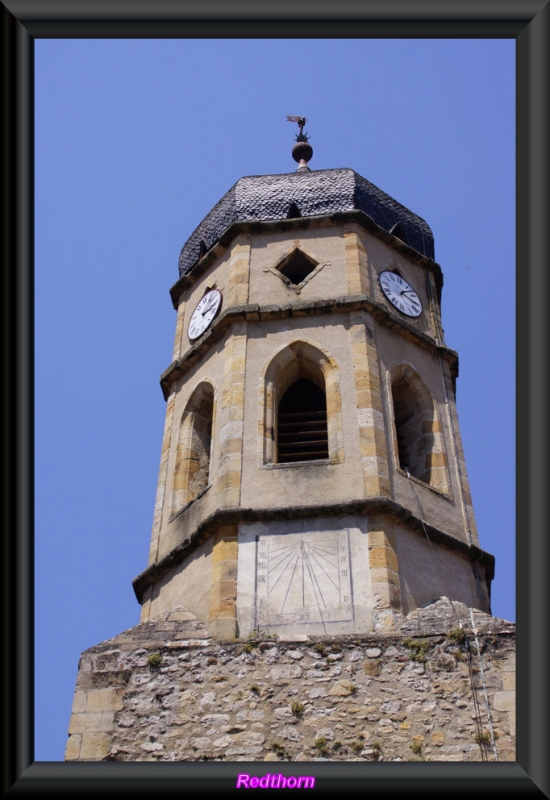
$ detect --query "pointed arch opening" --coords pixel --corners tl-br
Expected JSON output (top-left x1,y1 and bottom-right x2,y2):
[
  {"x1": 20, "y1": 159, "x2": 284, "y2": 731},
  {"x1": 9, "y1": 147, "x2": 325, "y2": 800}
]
[
  {"x1": 390, "y1": 365, "x2": 449, "y2": 493},
  {"x1": 260, "y1": 341, "x2": 343, "y2": 466},
  {"x1": 171, "y1": 382, "x2": 214, "y2": 514}
]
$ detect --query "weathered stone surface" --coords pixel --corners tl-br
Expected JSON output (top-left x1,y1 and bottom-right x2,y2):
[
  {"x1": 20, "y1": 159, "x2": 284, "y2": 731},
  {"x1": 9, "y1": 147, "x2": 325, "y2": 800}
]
[
  {"x1": 493, "y1": 691, "x2": 515, "y2": 713},
  {"x1": 328, "y1": 680, "x2": 358, "y2": 697},
  {"x1": 362, "y1": 659, "x2": 381, "y2": 676},
  {"x1": 65, "y1": 603, "x2": 515, "y2": 763}
]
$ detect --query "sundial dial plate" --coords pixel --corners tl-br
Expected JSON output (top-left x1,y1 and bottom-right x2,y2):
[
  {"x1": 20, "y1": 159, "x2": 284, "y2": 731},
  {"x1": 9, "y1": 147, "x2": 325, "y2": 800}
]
[{"x1": 254, "y1": 530, "x2": 354, "y2": 629}]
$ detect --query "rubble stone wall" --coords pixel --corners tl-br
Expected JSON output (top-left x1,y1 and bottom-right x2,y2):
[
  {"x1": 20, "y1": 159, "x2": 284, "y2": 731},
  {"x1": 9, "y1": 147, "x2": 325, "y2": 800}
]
[{"x1": 65, "y1": 600, "x2": 515, "y2": 763}]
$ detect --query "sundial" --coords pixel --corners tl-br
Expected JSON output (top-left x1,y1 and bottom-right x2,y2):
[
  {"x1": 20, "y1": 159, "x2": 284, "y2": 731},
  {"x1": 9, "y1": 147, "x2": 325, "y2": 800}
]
[{"x1": 254, "y1": 530, "x2": 354, "y2": 630}]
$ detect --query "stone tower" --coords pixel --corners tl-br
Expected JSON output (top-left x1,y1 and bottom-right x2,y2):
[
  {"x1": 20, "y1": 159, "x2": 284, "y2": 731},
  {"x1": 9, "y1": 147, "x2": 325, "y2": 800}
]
[
  {"x1": 131, "y1": 125, "x2": 494, "y2": 642},
  {"x1": 66, "y1": 130, "x2": 515, "y2": 767}
]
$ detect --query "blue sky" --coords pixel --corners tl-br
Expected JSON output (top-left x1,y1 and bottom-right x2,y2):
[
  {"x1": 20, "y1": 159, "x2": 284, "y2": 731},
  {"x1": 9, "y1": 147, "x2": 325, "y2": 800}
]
[{"x1": 35, "y1": 38, "x2": 515, "y2": 761}]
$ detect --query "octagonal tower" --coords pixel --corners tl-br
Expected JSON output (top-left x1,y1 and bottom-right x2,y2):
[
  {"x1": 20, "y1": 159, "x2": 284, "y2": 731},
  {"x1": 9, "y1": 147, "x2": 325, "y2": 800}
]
[{"x1": 132, "y1": 130, "x2": 493, "y2": 640}]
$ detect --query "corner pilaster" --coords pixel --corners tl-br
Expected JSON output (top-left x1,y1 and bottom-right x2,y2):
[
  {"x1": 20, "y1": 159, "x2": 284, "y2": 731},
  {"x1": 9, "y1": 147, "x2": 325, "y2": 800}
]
[
  {"x1": 228, "y1": 240, "x2": 251, "y2": 306},
  {"x1": 350, "y1": 311, "x2": 391, "y2": 498},
  {"x1": 216, "y1": 323, "x2": 248, "y2": 507},
  {"x1": 344, "y1": 224, "x2": 370, "y2": 295},
  {"x1": 368, "y1": 523, "x2": 403, "y2": 630},
  {"x1": 209, "y1": 525, "x2": 239, "y2": 639}
]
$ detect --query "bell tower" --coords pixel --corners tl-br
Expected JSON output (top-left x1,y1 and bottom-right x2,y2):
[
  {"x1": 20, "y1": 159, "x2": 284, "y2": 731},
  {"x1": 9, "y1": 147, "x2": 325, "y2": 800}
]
[{"x1": 132, "y1": 121, "x2": 494, "y2": 640}]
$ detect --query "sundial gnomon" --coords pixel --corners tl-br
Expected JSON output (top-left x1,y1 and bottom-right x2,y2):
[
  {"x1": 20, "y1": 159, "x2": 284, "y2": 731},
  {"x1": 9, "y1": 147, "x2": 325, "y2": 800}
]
[{"x1": 254, "y1": 530, "x2": 354, "y2": 629}]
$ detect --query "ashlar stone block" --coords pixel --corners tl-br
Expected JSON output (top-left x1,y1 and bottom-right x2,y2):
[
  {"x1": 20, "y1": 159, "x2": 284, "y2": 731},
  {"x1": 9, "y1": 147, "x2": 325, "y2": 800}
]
[{"x1": 79, "y1": 731, "x2": 112, "y2": 760}]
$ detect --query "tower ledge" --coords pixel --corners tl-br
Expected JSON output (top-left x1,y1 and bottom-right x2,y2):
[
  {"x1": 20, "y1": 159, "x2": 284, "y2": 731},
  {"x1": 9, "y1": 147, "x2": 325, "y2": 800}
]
[
  {"x1": 170, "y1": 209, "x2": 442, "y2": 308},
  {"x1": 159, "y1": 293, "x2": 457, "y2": 400},
  {"x1": 132, "y1": 498, "x2": 494, "y2": 607}
]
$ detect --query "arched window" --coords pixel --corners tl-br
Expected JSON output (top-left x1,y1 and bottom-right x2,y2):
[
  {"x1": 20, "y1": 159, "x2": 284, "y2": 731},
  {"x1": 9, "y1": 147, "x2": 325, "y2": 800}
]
[
  {"x1": 391, "y1": 365, "x2": 449, "y2": 492},
  {"x1": 260, "y1": 340, "x2": 344, "y2": 466},
  {"x1": 171, "y1": 382, "x2": 214, "y2": 513},
  {"x1": 277, "y1": 377, "x2": 329, "y2": 463}
]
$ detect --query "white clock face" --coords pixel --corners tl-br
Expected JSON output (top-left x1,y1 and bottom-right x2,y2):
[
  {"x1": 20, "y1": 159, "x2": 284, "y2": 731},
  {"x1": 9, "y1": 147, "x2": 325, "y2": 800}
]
[
  {"x1": 187, "y1": 289, "x2": 222, "y2": 341},
  {"x1": 379, "y1": 271, "x2": 422, "y2": 318}
]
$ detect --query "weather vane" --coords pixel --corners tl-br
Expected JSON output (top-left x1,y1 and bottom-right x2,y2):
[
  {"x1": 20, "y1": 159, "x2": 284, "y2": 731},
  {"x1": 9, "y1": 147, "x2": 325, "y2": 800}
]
[
  {"x1": 286, "y1": 115, "x2": 308, "y2": 138},
  {"x1": 286, "y1": 115, "x2": 313, "y2": 171}
]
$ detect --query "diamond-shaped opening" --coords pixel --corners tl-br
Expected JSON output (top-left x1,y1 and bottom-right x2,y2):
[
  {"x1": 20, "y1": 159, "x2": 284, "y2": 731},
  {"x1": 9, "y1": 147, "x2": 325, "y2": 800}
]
[{"x1": 277, "y1": 249, "x2": 318, "y2": 285}]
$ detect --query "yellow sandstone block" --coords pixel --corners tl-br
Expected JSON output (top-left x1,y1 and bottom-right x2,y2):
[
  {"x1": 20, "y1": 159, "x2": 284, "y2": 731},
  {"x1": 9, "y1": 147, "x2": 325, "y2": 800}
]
[
  {"x1": 370, "y1": 567, "x2": 400, "y2": 586},
  {"x1": 211, "y1": 561, "x2": 238, "y2": 585},
  {"x1": 369, "y1": 546, "x2": 399, "y2": 572},
  {"x1": 223, "y1": 359, "x2": 246, "y2": 380},
  {"x1": 363, "y1": 475, "x2": 381, "y2": 494},
  {"x1": 359, "y1": 441, "x2": 379, "y2": 458},
  {"x1": 86, "y1": 688, "x2": 124, "y2": 713},
  {"x1": 210, "y1": 597, "x2": 237, "y2": 619},
  {"x1": 425, "y1": 452, "x2": 448, "y2": 468},
  {"x1": 212, "y1": 537, "x2": 238, "y2": 563},
  {"x1": 79, "y1": 732, "x2": 112, "y2": 760},
  {"x1": 71, "y1": 691, "x2": 87, "y2": 714},
  {"x1": 502, "y1": 672, "x2": 515, "y2": 691},
  {"x1": 368, "y1": 530, "x2": 391, "y2": 547},
  {"x1": 217, "y1": 579, "x2": 237, "y2": 600},
  {"x1": 220, "y1": 437, "x2": 243, "y2": 456},
  {"x1": 64, "y1": 734, "x2": 81, "y2": 760},
  {"x1": 217, "y1": 471, "x2": 241, "y2": 491},
  {"x1": 347, "y1": 279, "x2": 362, "y2": 295},
  {"x1": 223, "y1": 384, "x2": 245, "y2": 407},
  {"x1": 68, "y1": 711, "x2": 115, "y2": 734},
  {"x1": 354, "y1": 377, "x2": 374, "y2": 392}
]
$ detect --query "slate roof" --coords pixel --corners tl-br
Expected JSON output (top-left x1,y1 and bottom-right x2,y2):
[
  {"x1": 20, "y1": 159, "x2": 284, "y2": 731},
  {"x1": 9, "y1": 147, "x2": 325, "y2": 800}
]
[{"x1": 178, "y1": 167, "x2": 434, "y2": 276}]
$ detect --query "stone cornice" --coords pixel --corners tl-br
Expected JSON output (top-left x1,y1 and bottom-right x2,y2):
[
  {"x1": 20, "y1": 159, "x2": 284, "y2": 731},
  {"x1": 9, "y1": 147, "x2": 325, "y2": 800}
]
[
  {"x1": 132, "y1": 497, "x2": 494, "y2": 604},
  {"x1": 159, "y1": 295, "x2": 458, "y2": 399},
  {"x1": 169, "y1": 210, "x2": 443, "y2": 308}
]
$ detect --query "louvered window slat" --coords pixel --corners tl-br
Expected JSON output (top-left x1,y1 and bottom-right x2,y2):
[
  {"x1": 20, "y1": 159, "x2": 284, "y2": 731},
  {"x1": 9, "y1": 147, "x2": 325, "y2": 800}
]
[{"x1": 277, "y1": 378, "x2": 329, "y2": 463}]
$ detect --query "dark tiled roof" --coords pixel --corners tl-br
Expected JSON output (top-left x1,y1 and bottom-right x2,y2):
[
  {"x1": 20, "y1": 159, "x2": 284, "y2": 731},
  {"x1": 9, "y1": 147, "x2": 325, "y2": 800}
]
[{"x1": 178, "y1": 168, "x2": 434, "y2": 276}]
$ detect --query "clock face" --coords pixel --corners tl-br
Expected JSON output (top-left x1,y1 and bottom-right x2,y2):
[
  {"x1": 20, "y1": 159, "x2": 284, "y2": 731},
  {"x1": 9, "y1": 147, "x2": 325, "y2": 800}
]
[
  {"x1": 188, "y1": 289, "x2": 222, "y2": 341},
  {"x1": 379, "y1": 271, "x2": 422, "y2": 318}
]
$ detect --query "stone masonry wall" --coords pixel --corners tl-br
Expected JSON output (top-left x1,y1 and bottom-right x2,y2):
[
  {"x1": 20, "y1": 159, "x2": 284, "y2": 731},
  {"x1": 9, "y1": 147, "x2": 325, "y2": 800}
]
[{"x1": 66, "y1": 599, "x2": 515, "y2": 763}]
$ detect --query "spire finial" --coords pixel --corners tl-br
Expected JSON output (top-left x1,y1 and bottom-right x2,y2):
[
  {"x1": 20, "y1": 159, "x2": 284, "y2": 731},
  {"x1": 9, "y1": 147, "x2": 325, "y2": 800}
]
[{"x1": 286, "y1": 115, "x2": 313, "y2": 172}]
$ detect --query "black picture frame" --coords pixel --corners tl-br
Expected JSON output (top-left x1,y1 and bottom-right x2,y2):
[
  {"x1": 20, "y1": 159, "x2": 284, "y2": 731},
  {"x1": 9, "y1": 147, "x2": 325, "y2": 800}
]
[{"x1": 3, "y1": 1, "x2": 548, "y2": 796}]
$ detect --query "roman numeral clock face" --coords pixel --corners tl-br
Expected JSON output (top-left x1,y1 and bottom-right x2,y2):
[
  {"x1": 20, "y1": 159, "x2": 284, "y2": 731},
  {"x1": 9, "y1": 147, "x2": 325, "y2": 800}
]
[
  {"x1": 187, "y1": 289, "x2": 222, "y2": 341},
  {"x1": 379, "y1": 271, "x2": 422, "y2": 318}
]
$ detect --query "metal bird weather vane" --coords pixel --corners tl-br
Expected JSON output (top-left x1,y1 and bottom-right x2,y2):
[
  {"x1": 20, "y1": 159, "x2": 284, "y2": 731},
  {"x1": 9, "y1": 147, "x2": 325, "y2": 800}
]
[{"x1": 286, "y1": 115, "x2": 309, "y2": 141}]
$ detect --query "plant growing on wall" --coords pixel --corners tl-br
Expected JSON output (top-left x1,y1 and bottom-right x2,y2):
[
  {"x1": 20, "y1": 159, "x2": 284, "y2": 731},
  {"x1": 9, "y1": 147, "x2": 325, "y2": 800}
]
[{"x1": 147, "y1": 652, "x2": 163, "y2": 669}]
